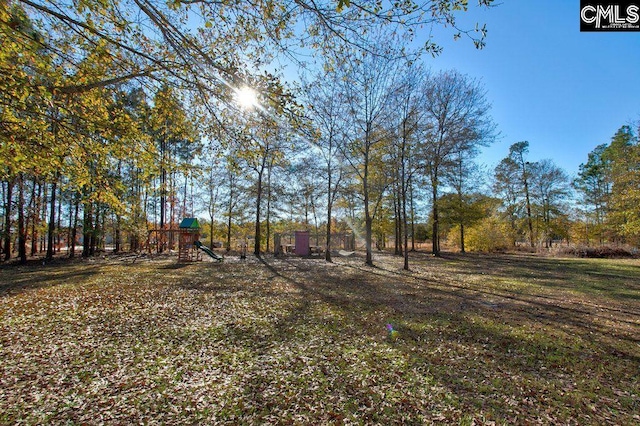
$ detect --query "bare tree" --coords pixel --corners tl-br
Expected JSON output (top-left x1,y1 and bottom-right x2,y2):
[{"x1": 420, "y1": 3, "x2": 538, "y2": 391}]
[
  {"x1": 302, "y1": 73, "x2": 349, "y2": 262},
  {"x1": 389, "y1": 66, "x2": 426, "y2": 269},
  {"x1": 494, "y1": 141, "x2": 537, "y2": 247},
  {"x1": 338, "y1": 45, "x2": 400, "y2": 266},
  {"x1": 420, "y1": 70, "x2": 494, "y2": 256},
  {"x1": 530, "y1": 159, "x2": 572, "y2": 248}
]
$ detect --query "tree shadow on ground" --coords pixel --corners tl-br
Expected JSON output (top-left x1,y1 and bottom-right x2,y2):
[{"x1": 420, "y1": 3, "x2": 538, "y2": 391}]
[
  {"x1": 0, "y1": 262, "x2": 105, "y2": 297},
  {"x1": 348, "y1": 251, "x2": 640, "y2": 327},
  {"x1": 243, "y1": 253, "x2": 640, "y2": 422},
  {"x1": 2, "y1": 252, "x2": 637, "y2": 423},
  {"x1": 160, "y1": 263, "x2": 192, "y2": 270}
]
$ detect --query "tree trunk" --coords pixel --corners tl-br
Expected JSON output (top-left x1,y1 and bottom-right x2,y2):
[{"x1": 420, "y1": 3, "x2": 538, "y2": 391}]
[
  {"x1": 17, "y1": 174, "x2": 26, "y2": 263},
  {"x1": 266, "y1": 162, "x2": 272, "y2": 253},
  {"x1": 401, "y1": 143, "x2": 409, "y2": 271},
  {"x1": 40, "y1": 182, "x2": 47, "y2": 253},
  {"x1": 254, "y1": 169, "x2": 263, "y2": 256},
  {"x1": 410, "y1": 179, "x2": 415, "y2": 252},
  {"x1": 311, "y1": 194, "x2": 319, "y2": 247},
  {"x1": 365, "y1": 212, "x2": 373, "y2": 266},
  {"x1": 141, "y1": 181, "x2": 149, "y2": 251},
  {"x1": 226, "y1": 170, "x2": 235, "y2": 252},
  {"x1": 97, "y1": 204, "x2": 106, "y2": 252},
  {"x1": 67, "y1": 194, "x2": 73, "y2": 256},
  {"x1": 159, "y1": 171, "x2": 166, "y2": 252},
  {"x1": 325, "y1": 149, "x2": 334, "y2": 262},
  {"x1": 29, "y1": 180, "x2": 39, "y2": 257},
  {"x1": 520, "y1": 159, "x2": 534, "y2": 248},
  {"x1": 207, "y1": 168, "x2": 218, "y2": 247},
  {"x1": 458, "y1": 189, "x2": 466, "y2": 253},
  {"x1": 168, "y1": 172, "x2": 175, "y2": 250},
  {"x1": 208, "y1": 209, "x2": 214, "y2": 248},
  {"x1": 114, "y1": 162, "x2": 122, "y2": 253},
  {"x1": 91, "y1": 204, "x2": 98, "y2": 255},
  {"x1": 325, "y1": 206, "x2": 333, "y2": 262},
  {"x1": 3, "y1": 179, "x2": 13, "y2": 261},
  {"x1": 183, "y1": 171, "x2": 188, "y2": 218},
  {"x1": 525, "y1": 186, "x2": 534, "y2": 247},
  {"x1": 46, "y1": 178, "x2": 58, "y2": 260},
  {"x1": 432, "y1": 184, "x2": 440, "y2": 256},
  {"x1": 402, "y1": 194, "x2": 409, "y2": 270},
  {"x1": 393, "y1": 192, "x2": 400, "y2": 255},
  {"x1": 304, "y1": 193, "x2": 309, "y2": 227},
  {"x1": 82, "y1": 201, "x2": 92, "y2": 257},
  {"x1": 56, "y1": 184, "x2": 62, "y2": 252},
  {"x1": 115, "y1": 214, "x2": 121, "y2": 253},
  {"x1": 159, "y1": 136, "x2": 167, "y2": 233},
  {"x1": 364, "y1": 143, "x2": 373, "y2": 266},
  {"x1": 70, "y1": 196, "x2": 79, "y2": 258},
  {"x1": 226, "y1": 213, "x2": 232, "y2": 252}
]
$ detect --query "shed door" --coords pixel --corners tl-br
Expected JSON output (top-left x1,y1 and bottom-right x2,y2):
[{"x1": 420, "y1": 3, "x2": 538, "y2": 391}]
[{"x1": 295, "y1": 231, "x2": 310, "y2": 256}]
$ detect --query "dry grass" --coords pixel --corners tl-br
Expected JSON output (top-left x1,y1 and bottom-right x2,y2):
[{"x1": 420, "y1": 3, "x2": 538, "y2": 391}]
[{"x1": 1, "y1": 251, "x2": 638, "y2": 425}]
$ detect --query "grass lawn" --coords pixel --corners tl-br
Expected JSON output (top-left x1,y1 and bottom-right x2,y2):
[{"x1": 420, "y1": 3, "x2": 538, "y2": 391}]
[{"x1": 1, "y1": 251, "x2": 638, "y2": 424}]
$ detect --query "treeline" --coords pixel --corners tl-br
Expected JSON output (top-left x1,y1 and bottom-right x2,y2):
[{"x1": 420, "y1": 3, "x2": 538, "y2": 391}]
[
  {"x1": 573, "y1": 126, "x2": 640, "y2": 247},
  {"x1": 2, "y1": 1, "x2": 639, "y2": 267},
  {"x1": 298, "y1": 52, "x2": 640, "y2": 268},
  {"x1": 0, "y1": 0, "x2": 484, "y2": 268},
  {"x1": 429, "y1": 127, "x2": 640, "y2": 255}
]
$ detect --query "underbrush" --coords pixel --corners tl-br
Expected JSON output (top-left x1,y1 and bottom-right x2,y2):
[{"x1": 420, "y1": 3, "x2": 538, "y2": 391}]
[{"x1": 556, "y1": 245, "x2": 638, "y2": 258}]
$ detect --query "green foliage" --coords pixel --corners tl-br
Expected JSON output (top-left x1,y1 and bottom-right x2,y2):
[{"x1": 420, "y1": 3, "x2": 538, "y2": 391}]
[
  {"x1": 604, "y1": 126, "x2": 640, "y2": 244},
  {"x1": 575, "y1": 126, "x2": 640, "y2": 246},
  {"x1": 574, "y1": 144, "x2": 610, "y2": 208},
  {"x1": 494, "y1": 141, "x2": 574, "y2": 248},
  {"x1": 414, "y1": 223, "x2": 430, "y2": 242},
  {"x1": 439, "y1": 192, "x2": 493, "y2": 229},
  {"x1": 441, "y1": 194, "x2": 500, "y2": 250},
  {"x1": 0, "y1": 2, "x2": 53, "y2": 177},
  {"x1": 574, "y1": 143, "x2": 611, "y2": 243}
]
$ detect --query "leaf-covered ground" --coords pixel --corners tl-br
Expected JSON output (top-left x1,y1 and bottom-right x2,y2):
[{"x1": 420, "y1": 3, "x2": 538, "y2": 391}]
[{"x1": 1, "y1": 251, "x2": 639, "y2": 424}]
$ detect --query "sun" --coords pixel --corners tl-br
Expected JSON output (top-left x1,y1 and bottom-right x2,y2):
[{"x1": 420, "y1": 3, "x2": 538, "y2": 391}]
[{"x1": 235, "y1": 86, "x2": 258, "y2": 109}]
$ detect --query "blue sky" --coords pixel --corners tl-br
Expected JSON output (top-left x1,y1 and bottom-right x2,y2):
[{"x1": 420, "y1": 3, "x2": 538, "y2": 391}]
[{"x1": 427, "y1": 0, "x2": 640, "y2": 177}]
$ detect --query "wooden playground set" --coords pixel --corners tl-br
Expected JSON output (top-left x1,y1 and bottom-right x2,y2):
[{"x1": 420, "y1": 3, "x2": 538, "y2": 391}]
[
  {"x1": 147, "y1": 218, "x2": 223, "y2": 262},
  {"x1": 147, "y1": 218, "x2": 355, "y2": 262}
]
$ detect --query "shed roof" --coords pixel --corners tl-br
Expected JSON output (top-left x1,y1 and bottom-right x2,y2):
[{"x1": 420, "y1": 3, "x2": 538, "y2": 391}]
[{"x1": 179, "y1": 217, "x2": 200, "y2": 229}]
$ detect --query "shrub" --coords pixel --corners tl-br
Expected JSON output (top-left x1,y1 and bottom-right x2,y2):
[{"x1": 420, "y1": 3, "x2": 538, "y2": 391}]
[
  {"x1": 557, "y1": 245, "x2": 638, "y2": 258},
  {"x1": 465, "y1": 217, "x2": 511, "y2": 253}
]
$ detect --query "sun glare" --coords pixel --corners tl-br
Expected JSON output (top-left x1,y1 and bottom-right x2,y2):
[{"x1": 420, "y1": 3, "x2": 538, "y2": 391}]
[{"x1": 235, "y1": 86, "x2": 258, "y2": 109}]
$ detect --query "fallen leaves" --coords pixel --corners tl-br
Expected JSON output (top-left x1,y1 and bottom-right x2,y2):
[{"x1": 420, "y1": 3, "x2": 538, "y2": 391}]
[{"x1": 0, "y1": 252, "x2": 638, "y2": 424}]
